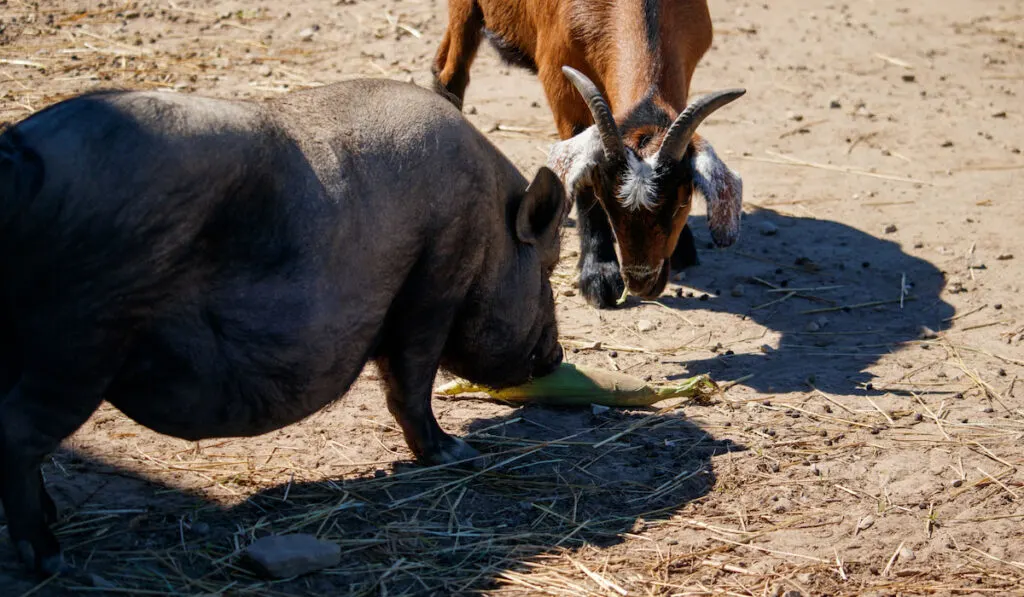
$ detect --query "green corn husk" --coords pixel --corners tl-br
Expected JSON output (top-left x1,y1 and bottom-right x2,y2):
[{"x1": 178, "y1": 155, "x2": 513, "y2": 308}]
[{"x1": 435, "y1": 362, "x2": 718, "y2": 407}]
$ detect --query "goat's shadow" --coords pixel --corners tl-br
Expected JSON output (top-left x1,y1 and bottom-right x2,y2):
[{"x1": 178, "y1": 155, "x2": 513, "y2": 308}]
[
  {"x1": 0, "y1": 406, "x2": 743, "y2": 595},
  {"x1": 639, "y1": 208, "x2": 954, "y2": 396}
]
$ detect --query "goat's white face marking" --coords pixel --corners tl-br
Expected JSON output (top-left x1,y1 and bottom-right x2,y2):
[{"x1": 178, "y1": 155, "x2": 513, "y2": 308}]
[{"x1": 616, "y1": 152, "x2": 659, "y2": 212}]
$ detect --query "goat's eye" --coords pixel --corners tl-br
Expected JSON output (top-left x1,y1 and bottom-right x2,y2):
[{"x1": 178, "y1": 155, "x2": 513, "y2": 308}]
[{"x1": 637, "y1": 134, "x2": 652, "y2": 149}]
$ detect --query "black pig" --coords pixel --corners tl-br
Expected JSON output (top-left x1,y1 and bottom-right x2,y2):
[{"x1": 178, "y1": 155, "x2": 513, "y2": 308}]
[{"x1": 0, "y1": 78, "x2": 565, "y2": 575}]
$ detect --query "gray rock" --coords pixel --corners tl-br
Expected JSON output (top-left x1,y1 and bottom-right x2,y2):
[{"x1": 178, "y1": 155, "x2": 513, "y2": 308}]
[
  {"x1": 637, "y1": 319, "x2": 656, "y2": 333},
  {"x1": 730, "y1": 284, "x2": 745, "y2": 297},
  {"x1": 899, "y1": 545, "x2": 916, "y2": 561},
  {"x1": 759, "y1": 221, "x2": 778, "y2": 236},
  {"x1": 245, "y1": 534, "x2": 341, "y2": 578}
]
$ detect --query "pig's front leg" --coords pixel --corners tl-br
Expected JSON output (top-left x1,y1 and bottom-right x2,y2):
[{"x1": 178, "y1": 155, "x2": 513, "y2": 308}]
[{"x1": 375, "y1": 317, "x2": 482, "y2": 467}]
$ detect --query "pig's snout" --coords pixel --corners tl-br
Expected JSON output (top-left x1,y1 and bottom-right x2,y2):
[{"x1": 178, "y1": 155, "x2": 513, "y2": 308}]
[{"x1": 530, "y1": 340, "x2": 564, "y2": 378}]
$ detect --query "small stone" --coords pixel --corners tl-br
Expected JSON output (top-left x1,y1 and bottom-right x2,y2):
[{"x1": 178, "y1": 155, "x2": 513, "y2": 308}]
[
  {"x1": 901, "y1": 73, "x2": 916, "y2": 83},
  {"x1": 245, "y1": 534, "x2": 341, "y2": 579},
  {"x1": 730, "y1": 284, "x2": 745, "y2": 297},
  {"x1": 783, "y1": 591, "x2": 803, "y2": 597},
  {"x1": 919, "y1": 326, "x2": 938, "y2": 340},
  {"x1": 899, "y1": 546, "x2": 916, "y2": 561},
  {"x1": 952, "y1": 479, "x2": 963, "y2": 488},
  {"x1": 997, "y1": 254, "x2": 1014, "y2": 260},
  {"x1": 258, "y1": 64, "x2": 272, "y2": 77},
  {"x1": 913, "y1": 241, "x2": 924, "y2": 249},
  {"x1": 787, "y1": 111, "x2": 804, "y2": 122},
  {"x1": 994, "y1": 303, "x2": 1003, "y2": 310},
  {"x1": 467, "y1": 106, "x2": 478, "y2": 115},
  {"x1": 298, "y1": 28, "x2": 316, "y2": 42},
  {"x1": 992, "y1": 111, "x2": 1007, "y2": 118},
  {"x1": 857, "y1": 515, "x2": 875, "y2": 531},
  {"x1": 672, "y1": 271, "x2": 686, "y2": 282},
  {"x1": 913, "y1": 413, "x2": 923, "y2": 422},
  {"x1": 561, "y1": 288, "x2": 576, "y2": 297},
  {"x1": 192, "y1": 521, "x2": 211, "y2": 536},
  {"x1": 884, "y1": 224, "x2": 898, "y2": 234},
  {"x1": 805, "y1": 321, "x2": 821, "y2": 333},
  {"x1": 637, "y1": 319, "x2": 656, "y2": 333},
  {"x1": 941, "y1": 140, "x2": 954, "y2": 148},
  {"x1": 609, "y1": 351, "x2": 619, "y2": 358},
  {"x1": 591, "y1": 404, "x2": 610, "y2": 416},
  {"x1": 759, "y1": 221, "x2": 778, "y2": 236},
  {"x1": 829, "y1": 99, "x2": 842, "y2": 109}
]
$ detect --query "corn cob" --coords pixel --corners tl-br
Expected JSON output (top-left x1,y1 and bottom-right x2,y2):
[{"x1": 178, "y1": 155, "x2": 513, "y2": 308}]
[{"x1": 435, "y1": 362, "x2": 718, "y2": 407}]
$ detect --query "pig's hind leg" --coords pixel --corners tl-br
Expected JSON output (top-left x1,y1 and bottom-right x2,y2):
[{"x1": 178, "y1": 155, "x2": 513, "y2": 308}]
[{"x1": 0, "y1": 353, "x2": 116, "y2": 576}]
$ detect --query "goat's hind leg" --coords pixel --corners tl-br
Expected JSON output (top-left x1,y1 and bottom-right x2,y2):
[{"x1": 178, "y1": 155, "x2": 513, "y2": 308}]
[
  {"x1": 432, "y1": 0, "x2": 484, "y2": 110},
  {"x1": 0, "y1": 371, "x2": 108, "y2": 575},
  {"x1": 670, "y1": 224, "x2": 700, "y2": 270}
]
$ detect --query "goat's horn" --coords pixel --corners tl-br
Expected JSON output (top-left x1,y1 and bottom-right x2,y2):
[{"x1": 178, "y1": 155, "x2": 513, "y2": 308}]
[
  {"x1": 561, "y1": 66, "x2": 624, "y2": 162},
  {"x1": 656, "y1": 89, "x2": 746, "y2": 166}
]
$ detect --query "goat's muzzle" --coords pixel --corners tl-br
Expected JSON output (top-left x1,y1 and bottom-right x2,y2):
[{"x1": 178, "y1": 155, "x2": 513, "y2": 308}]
[{"x1": 622, "y1": 260, "x2": 670, "y2": 299}]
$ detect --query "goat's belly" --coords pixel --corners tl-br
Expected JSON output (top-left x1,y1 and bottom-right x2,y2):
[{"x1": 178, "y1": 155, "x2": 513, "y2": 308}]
[{"x1": 104, "y1": 313, "x2": 366, "y2": 441}]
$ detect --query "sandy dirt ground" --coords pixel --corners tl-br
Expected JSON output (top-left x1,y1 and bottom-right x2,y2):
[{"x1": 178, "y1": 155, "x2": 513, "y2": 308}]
[{"x1": 0, "y1": 0, "x2": 1022, "y2": 595}]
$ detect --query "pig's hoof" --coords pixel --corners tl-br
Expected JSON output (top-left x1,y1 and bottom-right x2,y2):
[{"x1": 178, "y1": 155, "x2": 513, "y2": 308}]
[
  {"x1": 428, "y1": 437, "x2": 485, "y2": 469},
  {"x1": 580, "y1": 261, "x2": 625, "y2": 309},
  {"x1": 16, "y1": 540, "x2": 68, "y2": 577}
]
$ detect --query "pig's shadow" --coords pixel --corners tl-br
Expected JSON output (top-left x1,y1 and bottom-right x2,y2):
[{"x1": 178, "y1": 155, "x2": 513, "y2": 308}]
[
  {"x1": 638, "y1": 208, "x2": 954, "y2": 397},
  {"x1": 0, "y1": 408, "x2": 742, "y2": 596}
]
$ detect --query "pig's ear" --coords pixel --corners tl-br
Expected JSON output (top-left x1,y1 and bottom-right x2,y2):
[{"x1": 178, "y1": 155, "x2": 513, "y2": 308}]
[{"x1": 516, "y1": 166, "x2": 566, "y2": 260}]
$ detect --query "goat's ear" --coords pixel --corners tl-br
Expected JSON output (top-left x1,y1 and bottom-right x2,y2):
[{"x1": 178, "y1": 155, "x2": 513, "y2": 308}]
[
  {"x1": 691, "y1": 137, "x2": 743, "y2": 248},
  {"x1": 516, "y1": 166, "x2": 566, "y2": 261},
  {"x1": 545, "y1": 126, "x2": 604, "y2": 209}
]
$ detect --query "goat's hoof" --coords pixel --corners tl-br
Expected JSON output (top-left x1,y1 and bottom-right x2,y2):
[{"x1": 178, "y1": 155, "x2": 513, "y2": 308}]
[{"x1": 580, "y1": 261, "x2": 626, "y2": 309}]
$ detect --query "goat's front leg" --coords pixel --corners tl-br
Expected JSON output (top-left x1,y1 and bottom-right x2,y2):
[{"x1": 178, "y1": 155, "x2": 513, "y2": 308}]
[
  {"x1": 576, "y1": 186, "x2": 626, "y2": 309},
  {"x1": 432, "y1": 0, "x2": 484, "y2": 110},
  {"x1": 375, "y1": 312, "x2": 481, "y2": 467}
]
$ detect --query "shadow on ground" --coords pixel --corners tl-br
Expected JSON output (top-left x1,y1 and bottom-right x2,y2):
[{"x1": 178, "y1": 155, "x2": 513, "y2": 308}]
[
  {"x1": 0, "y1": 406, "x2": 743, "y2": 595},
  {"x1": 639, "y1": 207, "x2": 954, "y2": 397}
]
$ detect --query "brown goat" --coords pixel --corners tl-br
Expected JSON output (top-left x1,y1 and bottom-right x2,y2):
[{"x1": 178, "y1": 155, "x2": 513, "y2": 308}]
[{"x1": 434, "y1": 0, "x2": 745, "y2": 308}]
